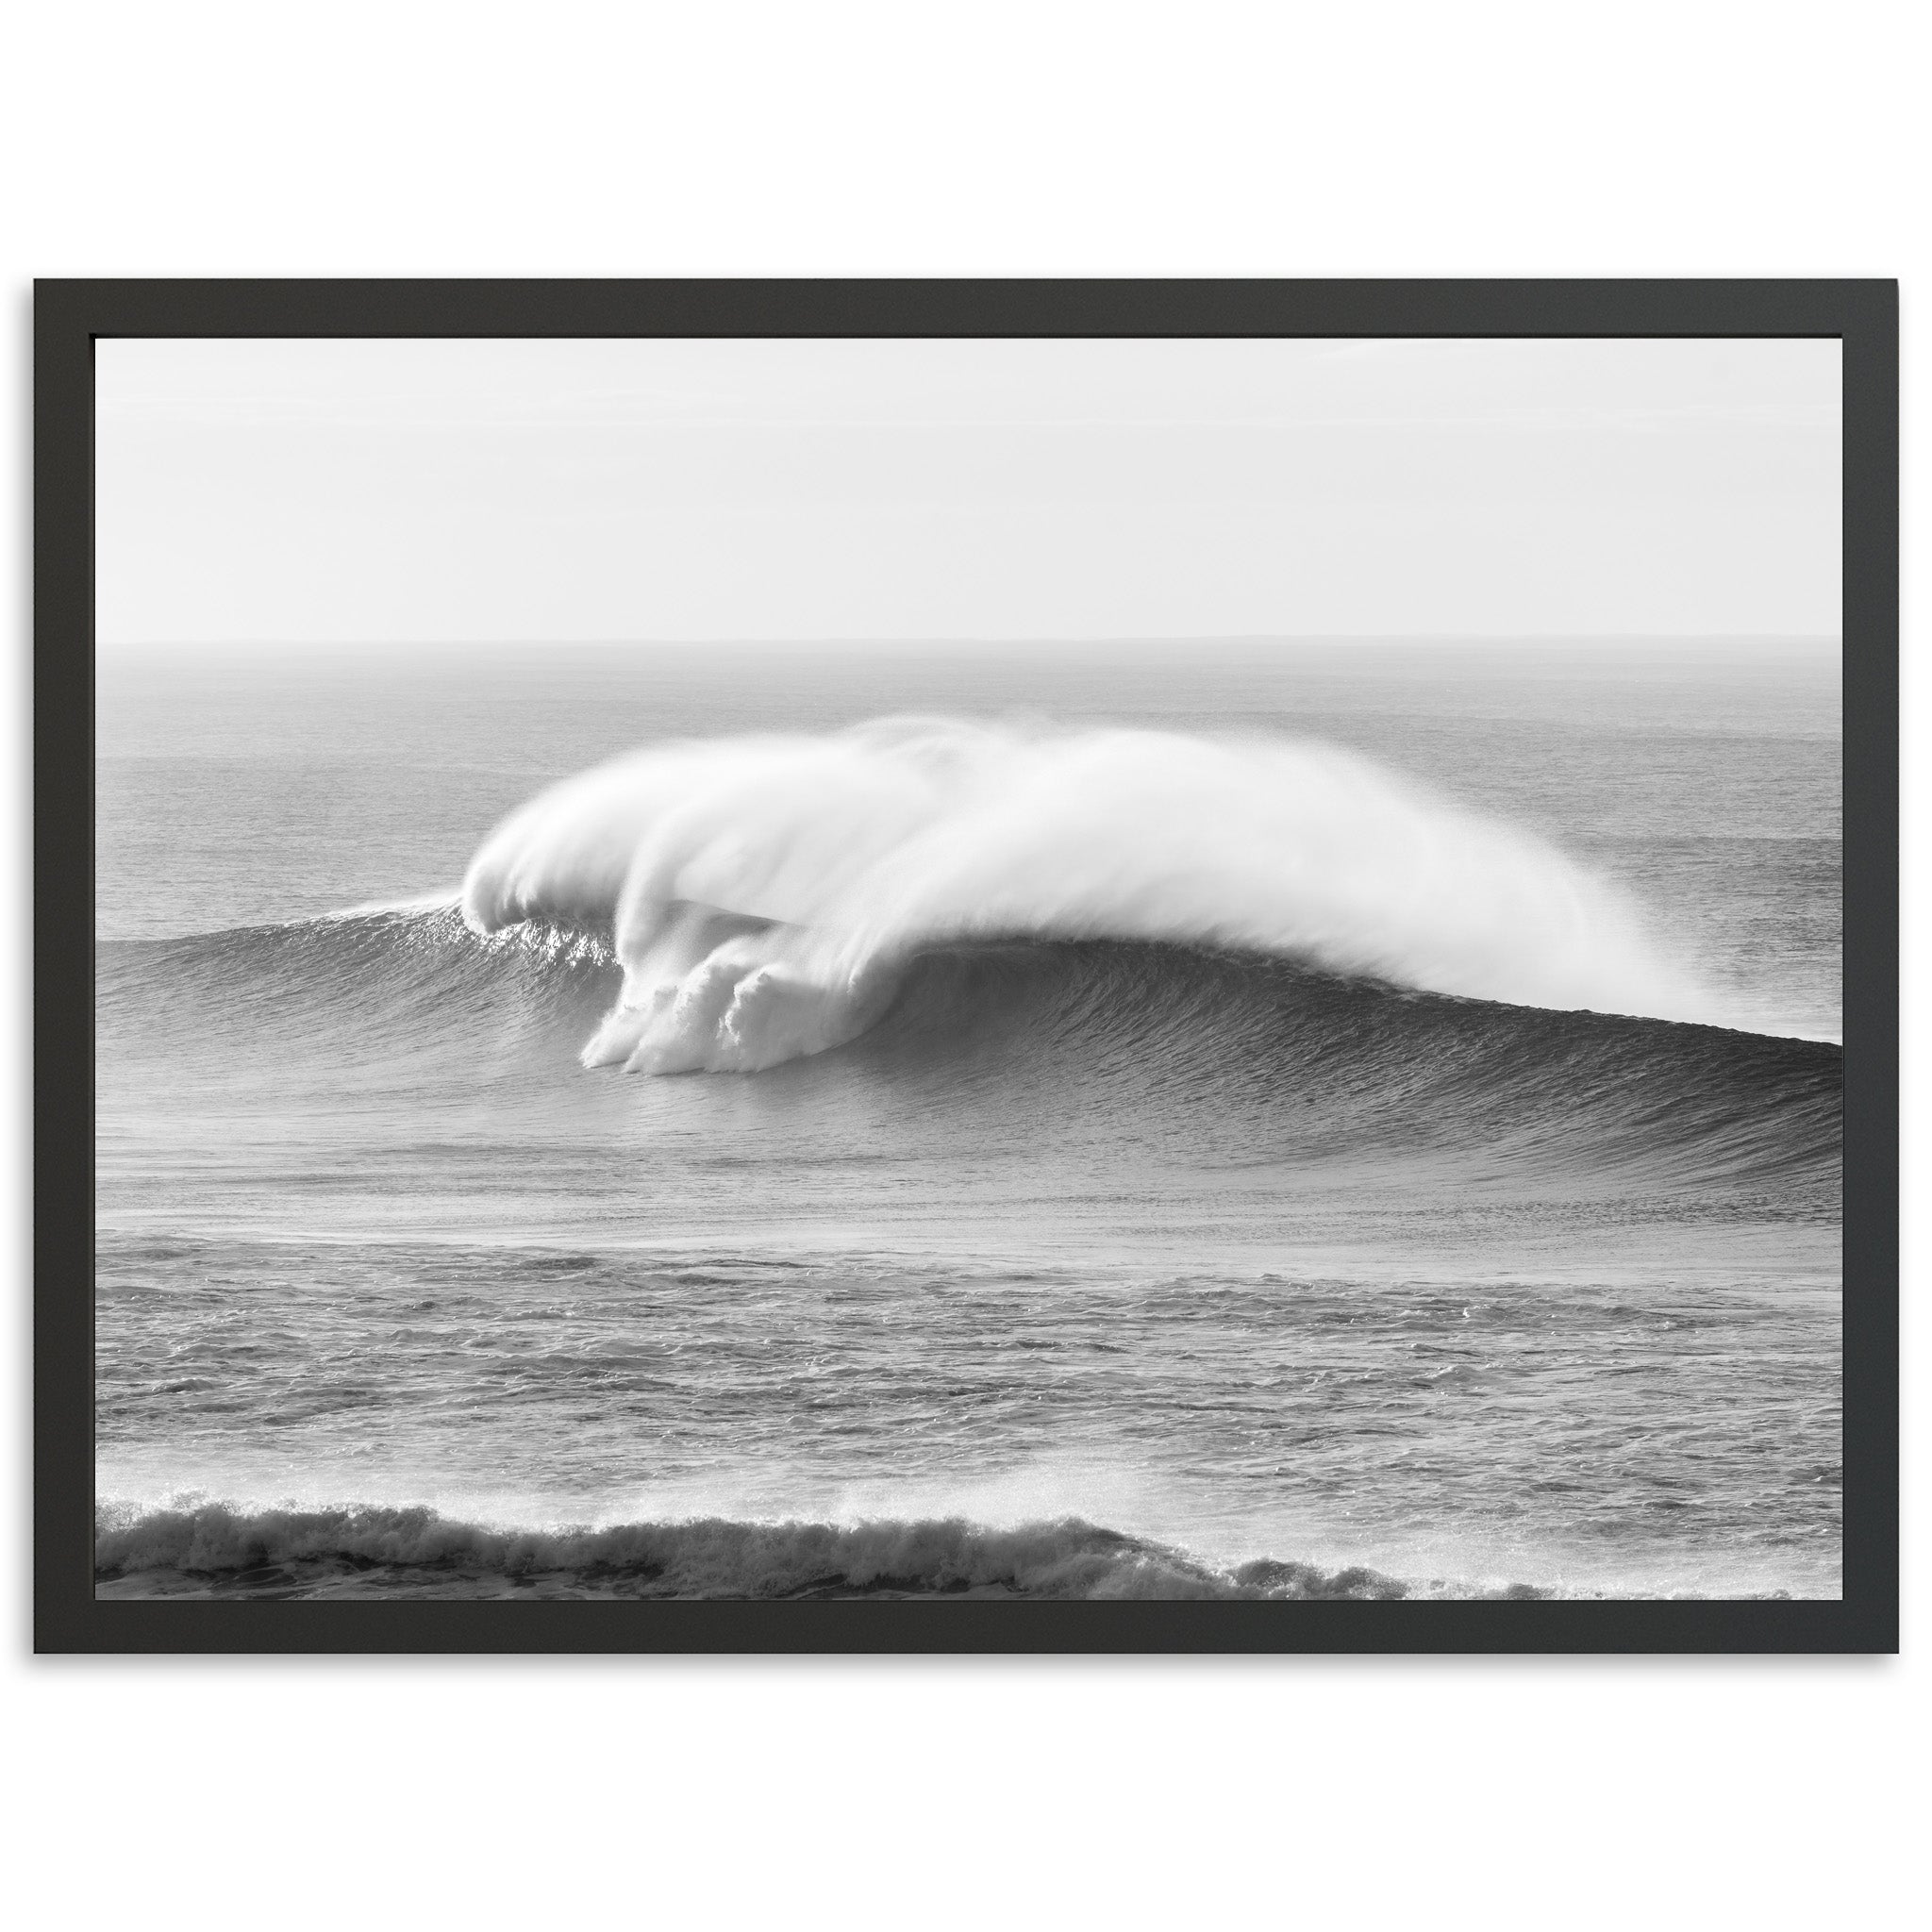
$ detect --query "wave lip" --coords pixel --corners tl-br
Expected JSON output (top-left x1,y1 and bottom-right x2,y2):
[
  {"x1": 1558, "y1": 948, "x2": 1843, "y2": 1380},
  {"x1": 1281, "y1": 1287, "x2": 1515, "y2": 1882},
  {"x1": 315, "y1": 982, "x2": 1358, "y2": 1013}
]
[{"x1": 458, "y1": 718, "x2": 1710, "y2": 1075}]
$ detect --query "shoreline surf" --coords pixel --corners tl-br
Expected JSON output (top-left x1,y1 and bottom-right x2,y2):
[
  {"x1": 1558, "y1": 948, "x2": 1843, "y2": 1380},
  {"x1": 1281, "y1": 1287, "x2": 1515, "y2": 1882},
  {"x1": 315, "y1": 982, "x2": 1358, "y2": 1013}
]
[{"x1": 95, "y1": 1500, "x2": 1822, "y2": 1603}]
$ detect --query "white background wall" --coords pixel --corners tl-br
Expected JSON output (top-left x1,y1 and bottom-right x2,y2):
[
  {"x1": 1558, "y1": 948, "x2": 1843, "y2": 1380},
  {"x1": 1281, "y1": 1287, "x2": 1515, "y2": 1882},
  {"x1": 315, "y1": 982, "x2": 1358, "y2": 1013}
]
[{"x1": 1, "y1": 5, "x2": 1921, "y2": 1924}]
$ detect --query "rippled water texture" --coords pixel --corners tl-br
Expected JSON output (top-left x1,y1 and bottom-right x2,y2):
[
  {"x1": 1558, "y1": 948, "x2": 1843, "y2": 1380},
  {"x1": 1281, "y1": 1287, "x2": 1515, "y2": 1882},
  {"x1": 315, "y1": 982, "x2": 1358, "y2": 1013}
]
[{"x1": 94, "y1": 641, "x2": 1842, "y2": 1598}]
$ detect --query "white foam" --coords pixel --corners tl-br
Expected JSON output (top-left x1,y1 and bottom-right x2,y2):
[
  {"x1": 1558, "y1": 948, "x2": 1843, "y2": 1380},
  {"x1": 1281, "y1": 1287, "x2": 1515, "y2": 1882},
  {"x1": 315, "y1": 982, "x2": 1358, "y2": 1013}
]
[{"x1": 460, "y1": 717, "x2": 1707, "y2": 1073}]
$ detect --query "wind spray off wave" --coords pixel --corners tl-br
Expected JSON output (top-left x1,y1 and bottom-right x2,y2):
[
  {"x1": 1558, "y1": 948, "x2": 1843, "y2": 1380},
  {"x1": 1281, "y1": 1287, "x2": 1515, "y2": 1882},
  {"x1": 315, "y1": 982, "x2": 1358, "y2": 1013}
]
[{"x1": 458, "y1": 718, "x2": 1705, "y2": 1074}]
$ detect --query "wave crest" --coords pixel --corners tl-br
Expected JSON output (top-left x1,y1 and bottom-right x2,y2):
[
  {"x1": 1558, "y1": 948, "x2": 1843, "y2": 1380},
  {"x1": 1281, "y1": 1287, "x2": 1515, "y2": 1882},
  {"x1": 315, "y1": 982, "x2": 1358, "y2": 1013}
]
[{"x1": 459, "y1": 720, "x2": 1702, "y2": 1074}]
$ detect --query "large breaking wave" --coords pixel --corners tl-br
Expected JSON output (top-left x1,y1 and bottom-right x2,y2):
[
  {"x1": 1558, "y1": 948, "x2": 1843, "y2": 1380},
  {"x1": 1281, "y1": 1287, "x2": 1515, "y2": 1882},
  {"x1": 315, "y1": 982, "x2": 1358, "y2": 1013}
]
[
  {"x1": 95, "y1": 719, "x2": 1839, "y2": 1201},
  {"x1": 458, "y1": 719, "x2": 1709, "y2": 1074}
]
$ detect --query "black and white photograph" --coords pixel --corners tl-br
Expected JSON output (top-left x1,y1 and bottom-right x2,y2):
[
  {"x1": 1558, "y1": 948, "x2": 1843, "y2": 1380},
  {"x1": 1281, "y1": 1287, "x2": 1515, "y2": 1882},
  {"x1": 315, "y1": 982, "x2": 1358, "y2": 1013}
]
[
  {"x1": 79, "y1": 321, "x2": 1855, "y2": 1611},
  {"x1": 11, "y1": 8, "x2": 1924, "y2": 1924}
]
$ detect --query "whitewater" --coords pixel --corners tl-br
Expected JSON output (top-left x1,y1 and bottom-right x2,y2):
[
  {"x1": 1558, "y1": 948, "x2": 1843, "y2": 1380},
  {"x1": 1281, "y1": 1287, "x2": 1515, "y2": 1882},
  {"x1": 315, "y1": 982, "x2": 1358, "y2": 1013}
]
[
  {"x1": 458, "y1": 719, "x2": 1709, "y2": 1075},
  {"x1": 93, "y1": 641, "x2": 1843, "y2": 1600}
]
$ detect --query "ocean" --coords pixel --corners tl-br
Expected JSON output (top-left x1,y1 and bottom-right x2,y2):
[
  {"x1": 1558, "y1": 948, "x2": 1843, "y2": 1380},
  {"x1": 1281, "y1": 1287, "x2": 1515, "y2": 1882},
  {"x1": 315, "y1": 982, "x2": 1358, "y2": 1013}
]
[{"x1": 93, "y1": 639, "x2": 1842, "y2": 1601}]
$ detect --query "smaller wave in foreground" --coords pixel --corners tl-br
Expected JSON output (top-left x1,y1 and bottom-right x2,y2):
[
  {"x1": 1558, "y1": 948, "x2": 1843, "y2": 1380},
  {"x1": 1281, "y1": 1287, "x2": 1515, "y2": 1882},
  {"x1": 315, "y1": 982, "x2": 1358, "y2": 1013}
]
[
  {"x1": 93, "y1": 1504, "x2": 1410, "y2": 1600},
  {"x1": 94, "y1": 1503, "x2": 1777, "y2": 1603}
]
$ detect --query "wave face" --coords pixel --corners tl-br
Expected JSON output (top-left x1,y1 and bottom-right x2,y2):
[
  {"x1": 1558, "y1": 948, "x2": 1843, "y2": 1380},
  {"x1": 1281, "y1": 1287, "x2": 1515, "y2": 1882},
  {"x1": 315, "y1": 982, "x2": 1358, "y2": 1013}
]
[
  {"x1": 857, "y1": 940, "x2": 1840, "y2": 1197},
  {"x1": 96, "y1": 904, "x2": 617, "y2": 1074},
  {"x1": 99, "y1": 910, "x2": 1840, "y2": 1206},
  {"x1": 459, "y1": 720, "x2": 1708, "y2": 1075}
]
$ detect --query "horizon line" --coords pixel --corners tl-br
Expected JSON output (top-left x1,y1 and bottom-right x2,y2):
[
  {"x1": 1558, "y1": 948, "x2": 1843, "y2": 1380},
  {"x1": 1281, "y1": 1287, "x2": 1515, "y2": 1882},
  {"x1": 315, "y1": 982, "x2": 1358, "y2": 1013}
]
[{"x1": 96, "y1": 629, "x2": 1845, "y2": 653}]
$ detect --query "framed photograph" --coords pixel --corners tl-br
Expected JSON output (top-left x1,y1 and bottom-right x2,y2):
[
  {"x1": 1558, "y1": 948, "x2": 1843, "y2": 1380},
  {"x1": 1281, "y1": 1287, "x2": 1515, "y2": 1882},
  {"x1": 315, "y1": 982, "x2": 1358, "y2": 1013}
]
[{"x1": 36, "y1": 280, "x2": 1896, "y2": 1653}]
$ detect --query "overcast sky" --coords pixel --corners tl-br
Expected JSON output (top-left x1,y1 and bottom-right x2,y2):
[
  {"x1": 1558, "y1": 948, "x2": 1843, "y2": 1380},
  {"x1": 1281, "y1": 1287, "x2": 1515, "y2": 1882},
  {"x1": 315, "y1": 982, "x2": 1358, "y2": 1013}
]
[{"x1": 95, "y1": 337, "x2": 1840, "y2": 647}]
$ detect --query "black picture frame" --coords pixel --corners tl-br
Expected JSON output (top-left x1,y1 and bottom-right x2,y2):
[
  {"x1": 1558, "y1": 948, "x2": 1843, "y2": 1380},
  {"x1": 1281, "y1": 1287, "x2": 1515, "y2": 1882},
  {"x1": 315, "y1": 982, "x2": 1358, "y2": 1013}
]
[{"x1": 37, "y1": 278, "x2": 1899, "y2": 1655}]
